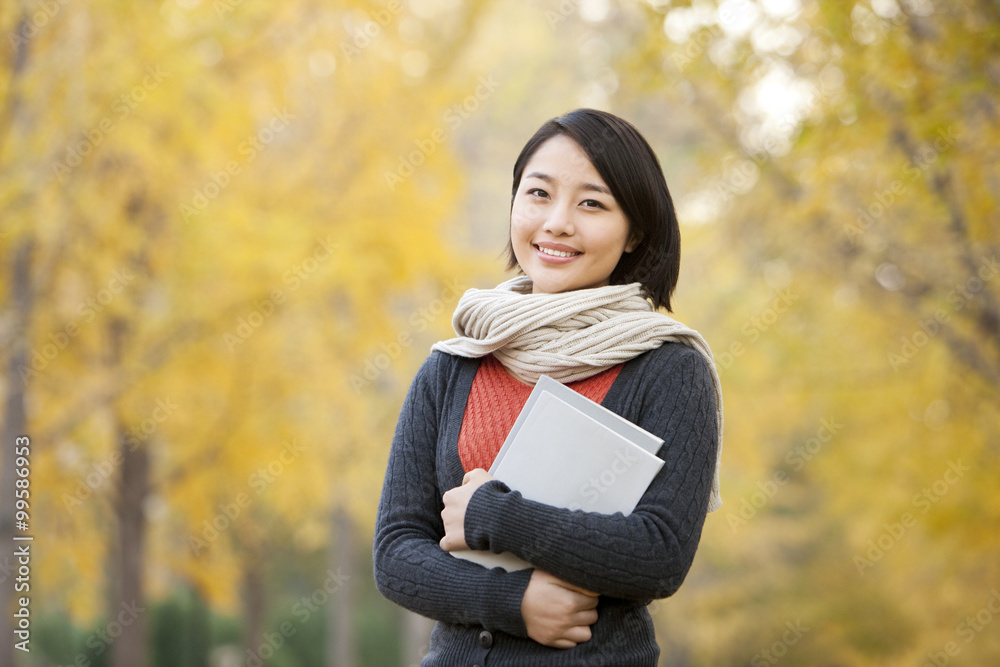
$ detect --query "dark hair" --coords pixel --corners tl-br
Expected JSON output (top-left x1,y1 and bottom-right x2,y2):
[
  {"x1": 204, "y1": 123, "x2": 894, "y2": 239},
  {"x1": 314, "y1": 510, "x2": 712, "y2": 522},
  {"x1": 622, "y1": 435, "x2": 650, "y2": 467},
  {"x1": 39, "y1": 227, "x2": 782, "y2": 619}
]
[{"x1": 505, "y1": 108, "x2": 681, "y2": 311}]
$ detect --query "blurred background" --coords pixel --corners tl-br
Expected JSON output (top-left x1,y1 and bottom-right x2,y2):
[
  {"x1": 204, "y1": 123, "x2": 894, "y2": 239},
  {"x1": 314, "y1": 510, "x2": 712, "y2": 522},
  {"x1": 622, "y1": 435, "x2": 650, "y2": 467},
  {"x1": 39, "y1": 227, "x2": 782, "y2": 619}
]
[{"x1": 1, "y1": 0, "x2": 998, "y2": 665}]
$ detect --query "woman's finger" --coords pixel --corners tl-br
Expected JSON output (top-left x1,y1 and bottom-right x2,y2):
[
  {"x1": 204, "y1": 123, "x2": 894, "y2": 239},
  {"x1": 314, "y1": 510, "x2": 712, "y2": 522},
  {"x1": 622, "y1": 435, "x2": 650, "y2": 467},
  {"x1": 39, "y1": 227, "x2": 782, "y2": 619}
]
[
  {"x1": 550, "y1": 576, "x2": 599, "y2": 598},
  {"x1": 463, "y1": 468, "x2": 491, "y2": 486},
  {"x1": 564, "y1": 624, "x2": 593, "y2": 645},
  {"x1": 574, "y1": 608, "x2": 599, "y2": 626},
  {"x1": 571, "y1": 590, "x2": 600, "y2": 609}
]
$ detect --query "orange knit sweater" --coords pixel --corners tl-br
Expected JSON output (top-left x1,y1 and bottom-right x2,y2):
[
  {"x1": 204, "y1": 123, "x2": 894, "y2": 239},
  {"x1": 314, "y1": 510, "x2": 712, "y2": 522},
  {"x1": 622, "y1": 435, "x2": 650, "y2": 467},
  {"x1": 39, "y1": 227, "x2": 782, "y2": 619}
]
[{"x1": 457, "y1": 354, "x2": 623, "y2": 472}]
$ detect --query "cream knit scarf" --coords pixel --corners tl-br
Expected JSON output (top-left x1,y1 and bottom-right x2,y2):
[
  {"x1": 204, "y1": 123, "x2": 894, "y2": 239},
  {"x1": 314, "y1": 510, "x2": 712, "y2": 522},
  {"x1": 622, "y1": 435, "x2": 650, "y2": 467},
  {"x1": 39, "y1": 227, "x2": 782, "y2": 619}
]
[{"x1": 432, "y1": 276, "x2": 723, "y2": 512}]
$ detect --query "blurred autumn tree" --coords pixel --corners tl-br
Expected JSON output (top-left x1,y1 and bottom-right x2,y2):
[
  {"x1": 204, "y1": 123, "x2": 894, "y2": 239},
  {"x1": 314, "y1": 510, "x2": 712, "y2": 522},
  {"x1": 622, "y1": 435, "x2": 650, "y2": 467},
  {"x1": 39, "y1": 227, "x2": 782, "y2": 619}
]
[
  {"x1": 611, "y1": 0, "x2": 999, "y2": 664},
  {"x1": 1, "y1": 0, "x2": 494, "y2": 665}
]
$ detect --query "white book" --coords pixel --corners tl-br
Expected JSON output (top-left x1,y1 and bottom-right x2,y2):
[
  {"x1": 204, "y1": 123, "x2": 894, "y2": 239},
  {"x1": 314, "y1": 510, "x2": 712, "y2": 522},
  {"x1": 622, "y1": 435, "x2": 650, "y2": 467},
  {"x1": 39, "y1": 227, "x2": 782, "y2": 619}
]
[{"x1": 451, "y1": 375, "x2": 665, "y2": 571}]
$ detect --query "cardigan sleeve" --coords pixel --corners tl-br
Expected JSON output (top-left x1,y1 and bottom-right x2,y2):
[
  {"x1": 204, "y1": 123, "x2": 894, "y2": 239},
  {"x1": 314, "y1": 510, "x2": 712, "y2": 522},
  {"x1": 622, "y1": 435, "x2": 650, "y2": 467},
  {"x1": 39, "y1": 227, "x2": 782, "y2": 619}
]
[
  {"x1": 372, "y1": 353, "x2": 534, "y2": 636},
  {"x1": 462, "y1": 343, "x2": 719, "y2": 601}
]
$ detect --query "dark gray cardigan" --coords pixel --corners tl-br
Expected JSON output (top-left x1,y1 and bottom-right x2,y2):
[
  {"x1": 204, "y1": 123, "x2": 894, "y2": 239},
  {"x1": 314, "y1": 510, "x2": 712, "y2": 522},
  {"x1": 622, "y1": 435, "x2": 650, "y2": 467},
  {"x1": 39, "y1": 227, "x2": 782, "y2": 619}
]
[{"x1": 373, "y1": 343, "x2": 719, "y2": 666}]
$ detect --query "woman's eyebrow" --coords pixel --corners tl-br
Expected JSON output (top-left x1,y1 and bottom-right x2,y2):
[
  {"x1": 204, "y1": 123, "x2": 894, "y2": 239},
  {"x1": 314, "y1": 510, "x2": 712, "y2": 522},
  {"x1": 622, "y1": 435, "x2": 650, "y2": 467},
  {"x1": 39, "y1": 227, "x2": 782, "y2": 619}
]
[
  {"x1": 525, "y1": 171, "x2": 612, "y2": 195},
  {"x1": 581, "y1": 181, "x2": 612, "y2": 195},
  {"x1": 524, "y1": 171, "x2": 553, "y2": 183}
]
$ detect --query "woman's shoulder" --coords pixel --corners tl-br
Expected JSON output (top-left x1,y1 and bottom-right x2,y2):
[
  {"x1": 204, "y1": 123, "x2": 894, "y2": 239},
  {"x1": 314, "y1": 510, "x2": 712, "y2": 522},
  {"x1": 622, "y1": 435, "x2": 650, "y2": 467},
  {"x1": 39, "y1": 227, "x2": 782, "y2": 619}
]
[
  {"x1": 408, "y1": 350, "x2": 481, "y2": 399},
  {"x1": 612, "y1": 341, "x2": 717, "y2": 406},
  {"x1": 417, "y1": 349, "x2": 477, "y2": 377},
  {"x1": 630, "y1": 340, "x2": 713, "y2": 376},
  {"x1": 606, "y1": 341, "x2": 719, "y2": 431}
]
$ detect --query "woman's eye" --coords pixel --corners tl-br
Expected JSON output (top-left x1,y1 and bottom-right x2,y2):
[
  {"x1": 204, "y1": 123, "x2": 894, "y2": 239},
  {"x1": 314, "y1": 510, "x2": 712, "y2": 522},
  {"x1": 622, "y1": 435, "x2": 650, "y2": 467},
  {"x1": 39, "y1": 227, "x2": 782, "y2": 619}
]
[
  {"x1": 582, "y1": 199, "x2": 606, "y2": 209},
  {"x1": 527, "y1": 188, "x2": 548, "y2": 198}
]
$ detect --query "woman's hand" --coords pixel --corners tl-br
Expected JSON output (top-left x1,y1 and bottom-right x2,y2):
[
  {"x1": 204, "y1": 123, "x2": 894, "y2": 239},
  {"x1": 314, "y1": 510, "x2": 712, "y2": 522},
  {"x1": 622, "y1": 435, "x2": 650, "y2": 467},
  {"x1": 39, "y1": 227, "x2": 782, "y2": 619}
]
[
  {"x1": 439, "y1": 468, "x2": 493, "y2": 552},
  {"x1": 521, "y1": 569, "x2": 599, "y2": 648}
]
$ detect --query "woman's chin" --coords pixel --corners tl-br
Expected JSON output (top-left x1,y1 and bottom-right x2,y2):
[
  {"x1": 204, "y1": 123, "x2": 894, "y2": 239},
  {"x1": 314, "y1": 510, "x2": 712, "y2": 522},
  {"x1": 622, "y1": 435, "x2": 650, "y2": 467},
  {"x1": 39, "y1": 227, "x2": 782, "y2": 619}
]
[
  {"x1": 523, "y1": 262, "x2": 613, "y2": 294},
  {"x1": 528, "y1": 277, "x2": 586, "y2": 295},
  {"x1": 528, "y1": 277, "x2": 563, "y2": 294}
]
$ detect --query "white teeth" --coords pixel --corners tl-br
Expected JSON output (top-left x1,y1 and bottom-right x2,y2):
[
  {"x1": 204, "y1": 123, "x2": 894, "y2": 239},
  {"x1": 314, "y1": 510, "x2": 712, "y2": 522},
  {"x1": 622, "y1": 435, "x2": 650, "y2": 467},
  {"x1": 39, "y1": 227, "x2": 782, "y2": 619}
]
[{"x1": 537, "y1": 246, "x2": 579, "y2": 257}]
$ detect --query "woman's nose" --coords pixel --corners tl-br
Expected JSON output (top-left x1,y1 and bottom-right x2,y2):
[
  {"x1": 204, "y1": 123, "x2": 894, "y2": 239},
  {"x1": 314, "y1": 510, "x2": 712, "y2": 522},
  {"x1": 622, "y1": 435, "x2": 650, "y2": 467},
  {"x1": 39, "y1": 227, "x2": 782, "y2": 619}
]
[{"x1": 541, "y1": 202, "x2": 575, "y2": 236}]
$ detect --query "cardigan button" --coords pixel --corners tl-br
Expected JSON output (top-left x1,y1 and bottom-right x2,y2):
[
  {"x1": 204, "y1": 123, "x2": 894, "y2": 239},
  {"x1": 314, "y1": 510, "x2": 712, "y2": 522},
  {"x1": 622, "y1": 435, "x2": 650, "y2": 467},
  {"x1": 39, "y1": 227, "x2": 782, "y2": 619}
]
[{"x1": 478, "y1": 629, "x2": 494, "y2": 648}]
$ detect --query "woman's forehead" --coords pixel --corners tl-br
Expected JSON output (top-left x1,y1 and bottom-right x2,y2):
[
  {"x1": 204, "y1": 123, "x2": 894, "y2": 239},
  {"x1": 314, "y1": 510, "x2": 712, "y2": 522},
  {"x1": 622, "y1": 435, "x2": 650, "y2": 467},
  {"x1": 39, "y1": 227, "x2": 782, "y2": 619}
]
[{"x1": 522, "y1": 135, "x2": 608, "y2": 189}]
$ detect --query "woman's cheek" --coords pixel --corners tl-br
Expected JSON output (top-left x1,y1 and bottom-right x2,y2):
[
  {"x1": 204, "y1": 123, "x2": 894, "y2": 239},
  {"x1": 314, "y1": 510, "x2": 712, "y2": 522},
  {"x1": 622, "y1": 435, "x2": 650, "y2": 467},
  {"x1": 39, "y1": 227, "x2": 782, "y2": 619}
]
[
  {"x1": 510, "y1": 213, "x2": 535, "y2": 242},
  {"x1": 513, "y1": 195, "x2": 545, "y2": 224}
]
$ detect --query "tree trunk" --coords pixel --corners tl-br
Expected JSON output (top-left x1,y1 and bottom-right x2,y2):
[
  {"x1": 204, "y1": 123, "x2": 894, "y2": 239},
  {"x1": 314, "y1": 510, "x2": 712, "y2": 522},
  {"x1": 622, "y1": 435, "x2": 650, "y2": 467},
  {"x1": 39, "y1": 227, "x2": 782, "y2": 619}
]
[
  {"x1": 327, "y1": 506, "x2": 357, "y2": 667},
  {"x1": 243, "y1": 556, "x2": 265, "y2": 665},
  {"x1": 110, "y1": 427, "x2": 150, "y2": 667},
  {"x1": 0, "y1": 239, "x2": 33, "y2": 667},
  {"x1": 109, "y1": 317, "x2": 150, "y2": 667}
]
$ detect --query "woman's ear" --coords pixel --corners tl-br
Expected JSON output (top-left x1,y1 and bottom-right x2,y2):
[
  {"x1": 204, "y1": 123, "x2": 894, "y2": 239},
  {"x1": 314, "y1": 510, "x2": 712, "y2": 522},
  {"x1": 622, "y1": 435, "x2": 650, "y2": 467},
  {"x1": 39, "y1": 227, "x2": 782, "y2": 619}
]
[{"x1": 625, "y1": 229, "x2": 643, "y2": 253}]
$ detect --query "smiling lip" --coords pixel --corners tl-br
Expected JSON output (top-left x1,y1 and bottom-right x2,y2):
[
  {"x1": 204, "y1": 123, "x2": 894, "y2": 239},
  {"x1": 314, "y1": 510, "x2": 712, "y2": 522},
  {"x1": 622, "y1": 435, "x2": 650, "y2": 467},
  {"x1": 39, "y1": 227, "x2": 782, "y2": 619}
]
[{"x1": 533, "y1": 243, "x2": 582, "y2": 263}]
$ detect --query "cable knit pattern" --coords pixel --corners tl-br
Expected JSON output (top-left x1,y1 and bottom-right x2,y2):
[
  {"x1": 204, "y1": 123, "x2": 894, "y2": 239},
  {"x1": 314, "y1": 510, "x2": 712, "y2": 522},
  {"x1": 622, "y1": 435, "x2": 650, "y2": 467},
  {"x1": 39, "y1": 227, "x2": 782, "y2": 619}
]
[
  {"x1": 457, "y1": 354, "x2": 623, "y2": 472},
  {"x1": 373, "y1": 343, "x2": 719, "y2": 666},
  {"x1": 430, "y1": 276, "x2": 724, "y2": 512}
]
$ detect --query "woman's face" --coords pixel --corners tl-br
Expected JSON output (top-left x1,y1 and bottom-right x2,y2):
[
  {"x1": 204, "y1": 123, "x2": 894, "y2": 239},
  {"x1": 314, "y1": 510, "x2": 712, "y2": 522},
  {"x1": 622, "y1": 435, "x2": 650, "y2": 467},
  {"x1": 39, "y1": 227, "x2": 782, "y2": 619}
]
[{"x1": 510, "y1": 135, "x2": 637, "y2": 295}]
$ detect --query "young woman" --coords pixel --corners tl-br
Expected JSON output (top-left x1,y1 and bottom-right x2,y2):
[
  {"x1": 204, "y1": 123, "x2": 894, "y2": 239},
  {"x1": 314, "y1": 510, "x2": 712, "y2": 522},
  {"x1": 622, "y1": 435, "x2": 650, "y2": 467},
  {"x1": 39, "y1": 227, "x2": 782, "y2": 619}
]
[{"x1": 374, "y1": 108, "x2": 723, "y2": 666}]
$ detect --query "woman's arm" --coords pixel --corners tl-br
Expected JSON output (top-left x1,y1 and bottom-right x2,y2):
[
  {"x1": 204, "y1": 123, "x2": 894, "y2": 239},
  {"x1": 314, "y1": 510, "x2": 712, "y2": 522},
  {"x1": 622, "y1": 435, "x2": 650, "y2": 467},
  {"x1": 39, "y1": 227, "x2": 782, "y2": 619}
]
[
  {"x1": 439, "y1": 469, "x2": 602, "y2": 648},
  {"x1": 459, "y1": 344, "x2": 719, "y2": 601},
  {"x1": 372, "y1": 353, "x2": 534, "y2": 637}
]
